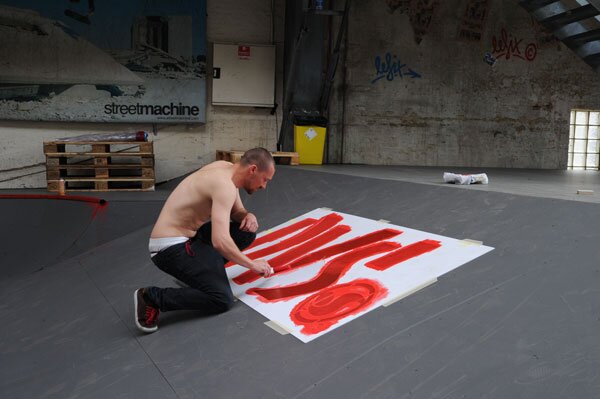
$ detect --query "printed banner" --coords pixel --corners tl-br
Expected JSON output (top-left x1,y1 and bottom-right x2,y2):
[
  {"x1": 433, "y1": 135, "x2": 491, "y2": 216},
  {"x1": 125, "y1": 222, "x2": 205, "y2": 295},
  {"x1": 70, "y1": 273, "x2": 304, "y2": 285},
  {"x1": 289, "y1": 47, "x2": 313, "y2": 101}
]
[{"x1": 0, "y1": 0, "x2": 206, "y2": 123}]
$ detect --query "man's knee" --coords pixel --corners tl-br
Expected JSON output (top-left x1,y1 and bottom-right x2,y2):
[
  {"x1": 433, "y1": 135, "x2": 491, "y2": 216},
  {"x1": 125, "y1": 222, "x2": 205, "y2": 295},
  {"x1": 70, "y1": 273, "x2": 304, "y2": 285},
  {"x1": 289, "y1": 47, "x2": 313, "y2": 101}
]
[
  {"x1": 231, "y1": 224, "x2": 256, "y2": 250},
  {"x1": 211, "y1": 293, "x2": 235, "y2": 313},
  {"x1": 239, "y1": 231, "x2": 256, "y2": 250}
]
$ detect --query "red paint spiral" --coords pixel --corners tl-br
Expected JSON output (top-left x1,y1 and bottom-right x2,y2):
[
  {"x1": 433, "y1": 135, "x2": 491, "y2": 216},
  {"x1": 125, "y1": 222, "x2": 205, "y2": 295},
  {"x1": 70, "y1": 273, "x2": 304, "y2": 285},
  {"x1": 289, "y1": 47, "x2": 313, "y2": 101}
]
[{"x1": 290, "y1": 279, "x2": 388, "y2": 335}]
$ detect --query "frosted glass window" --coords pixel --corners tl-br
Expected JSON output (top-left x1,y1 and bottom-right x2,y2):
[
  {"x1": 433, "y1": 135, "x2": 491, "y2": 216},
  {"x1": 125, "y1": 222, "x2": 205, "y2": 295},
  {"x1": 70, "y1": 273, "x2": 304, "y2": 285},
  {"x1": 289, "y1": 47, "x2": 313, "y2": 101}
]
[
  {"x1": 568, "y1": 109, "x2": 600, "y2": 170},
  {"x1": 574, "y1": 139, "x2": 586, "y2": 153},
  {"x1": 572, "y1": 153, "x2": 585, "y2": 167},
  {"x1": 576, "y1": 111, "x2": 588, "y2": 125},
  {"x1": 575, "y1": 125, "x2": 587, "y2": 139}
]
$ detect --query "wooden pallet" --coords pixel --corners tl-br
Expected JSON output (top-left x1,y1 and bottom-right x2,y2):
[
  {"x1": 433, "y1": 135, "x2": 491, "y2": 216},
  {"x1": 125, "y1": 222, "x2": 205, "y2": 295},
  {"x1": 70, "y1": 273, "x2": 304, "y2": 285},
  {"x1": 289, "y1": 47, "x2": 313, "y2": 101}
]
[
  {"x1": 44, "y1": 141, "x2": 155, "y2": 192},
  {"x1": 216, "y1": 150, "x2": 299, "y2": 165}
]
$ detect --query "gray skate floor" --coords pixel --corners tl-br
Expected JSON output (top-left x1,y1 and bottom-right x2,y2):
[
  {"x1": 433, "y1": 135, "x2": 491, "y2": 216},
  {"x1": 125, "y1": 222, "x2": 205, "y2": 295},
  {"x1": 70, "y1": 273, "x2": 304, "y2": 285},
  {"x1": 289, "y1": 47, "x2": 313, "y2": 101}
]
[{"x1": 1, "y1": 166, "x2": 599, "y2": 398}]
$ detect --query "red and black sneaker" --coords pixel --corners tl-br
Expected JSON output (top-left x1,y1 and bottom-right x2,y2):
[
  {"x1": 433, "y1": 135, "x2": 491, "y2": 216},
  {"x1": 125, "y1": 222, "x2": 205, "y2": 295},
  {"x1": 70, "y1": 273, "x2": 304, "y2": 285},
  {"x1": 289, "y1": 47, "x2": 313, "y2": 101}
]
[{"x1": 134, "y1": 288, "x2": 159, "y2": 333}]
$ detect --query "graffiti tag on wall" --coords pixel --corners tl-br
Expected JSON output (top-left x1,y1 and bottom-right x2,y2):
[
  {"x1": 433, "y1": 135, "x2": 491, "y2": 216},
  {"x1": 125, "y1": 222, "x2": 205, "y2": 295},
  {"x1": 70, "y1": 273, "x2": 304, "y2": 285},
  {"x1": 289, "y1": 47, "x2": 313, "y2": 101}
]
[
  {"x1": 492, "y1": 28, "x2": 537, "y2": 61},
  {"x1": 457, "y1": 0, "x2": 490, "y2": 42},
  {"x1": 371, "y1": 53, "x2": 421, "y2": 84}
]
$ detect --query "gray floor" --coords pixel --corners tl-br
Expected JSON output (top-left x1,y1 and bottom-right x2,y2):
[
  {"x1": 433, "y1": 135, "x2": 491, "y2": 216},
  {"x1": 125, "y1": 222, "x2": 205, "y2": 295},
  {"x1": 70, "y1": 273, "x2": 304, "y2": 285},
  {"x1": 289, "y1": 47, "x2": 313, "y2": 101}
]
[
  {"x1": 298, "y1": 165, "x2": 600, "y2": 203},
  {"x1": 1, "y1": 166, "x2": 600, "y2": 398}
]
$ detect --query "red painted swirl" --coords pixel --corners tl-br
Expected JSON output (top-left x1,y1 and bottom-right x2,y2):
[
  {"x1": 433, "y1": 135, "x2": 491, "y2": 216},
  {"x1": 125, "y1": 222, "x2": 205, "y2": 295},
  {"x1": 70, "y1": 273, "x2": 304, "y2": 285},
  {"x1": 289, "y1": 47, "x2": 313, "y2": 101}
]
[{"x1": 290, "y1": 279, "x2": 388, "y2": 335}]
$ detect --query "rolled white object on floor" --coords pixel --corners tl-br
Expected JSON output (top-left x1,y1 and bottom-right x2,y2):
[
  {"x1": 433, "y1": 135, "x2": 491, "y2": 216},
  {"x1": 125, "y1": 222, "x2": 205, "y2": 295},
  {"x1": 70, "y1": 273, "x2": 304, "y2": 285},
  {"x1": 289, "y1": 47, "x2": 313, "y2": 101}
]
[{"x1": 443, "y1": 172, "x2": 488, "y2": 185}]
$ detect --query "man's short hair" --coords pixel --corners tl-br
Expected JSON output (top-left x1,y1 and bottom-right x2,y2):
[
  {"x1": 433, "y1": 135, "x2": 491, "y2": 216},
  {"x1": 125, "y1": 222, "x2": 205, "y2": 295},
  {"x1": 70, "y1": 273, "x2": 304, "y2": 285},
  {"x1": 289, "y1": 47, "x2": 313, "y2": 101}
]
[{"x1": 240, "y1": 147, "x2": 274, "y2": 171}]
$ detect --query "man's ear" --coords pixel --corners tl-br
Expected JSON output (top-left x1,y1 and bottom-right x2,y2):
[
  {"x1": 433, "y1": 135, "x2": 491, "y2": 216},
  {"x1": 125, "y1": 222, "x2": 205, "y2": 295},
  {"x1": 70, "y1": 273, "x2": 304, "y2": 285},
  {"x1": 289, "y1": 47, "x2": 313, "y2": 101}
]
[{"x1": 248, "y1": 164, "x2": 257, "y2": 174}]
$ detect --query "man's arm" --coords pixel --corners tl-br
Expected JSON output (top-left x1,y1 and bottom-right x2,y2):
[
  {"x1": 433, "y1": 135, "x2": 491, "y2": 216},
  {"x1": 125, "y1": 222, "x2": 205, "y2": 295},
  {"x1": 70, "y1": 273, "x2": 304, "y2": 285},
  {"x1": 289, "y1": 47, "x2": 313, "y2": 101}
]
[
  {"x1": 211, "y1": 183, "x2": 271, "y2": 275},
  {"x1": 231, "y1": 191, "x2": 258, "y2": 232}
]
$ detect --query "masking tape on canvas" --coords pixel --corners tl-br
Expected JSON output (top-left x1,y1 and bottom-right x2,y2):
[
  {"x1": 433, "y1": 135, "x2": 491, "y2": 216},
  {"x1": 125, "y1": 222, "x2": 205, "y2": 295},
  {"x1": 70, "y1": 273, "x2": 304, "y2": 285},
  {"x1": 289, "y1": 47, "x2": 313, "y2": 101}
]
[
  {"x1": 264, "y1": 320, "x2": 292, "y2": 335},
  {"x1": 460, "y1": 238, "x2": 483, "y2": 246}
]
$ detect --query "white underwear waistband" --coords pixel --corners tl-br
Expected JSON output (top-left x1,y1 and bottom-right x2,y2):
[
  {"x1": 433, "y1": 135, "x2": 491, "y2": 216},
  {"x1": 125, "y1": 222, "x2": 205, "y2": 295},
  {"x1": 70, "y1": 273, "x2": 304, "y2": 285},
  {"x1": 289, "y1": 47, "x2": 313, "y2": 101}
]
[{"x1": 149, "y1": 237, "x2": 189, "y2": 257}]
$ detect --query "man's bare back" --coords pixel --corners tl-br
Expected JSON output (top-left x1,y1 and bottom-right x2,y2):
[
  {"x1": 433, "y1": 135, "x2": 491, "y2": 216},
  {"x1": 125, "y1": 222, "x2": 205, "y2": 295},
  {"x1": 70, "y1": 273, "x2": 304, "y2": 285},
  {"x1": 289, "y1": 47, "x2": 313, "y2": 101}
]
[{"x1": 151, "y1": 160, "x2": 235, "y2": 239}]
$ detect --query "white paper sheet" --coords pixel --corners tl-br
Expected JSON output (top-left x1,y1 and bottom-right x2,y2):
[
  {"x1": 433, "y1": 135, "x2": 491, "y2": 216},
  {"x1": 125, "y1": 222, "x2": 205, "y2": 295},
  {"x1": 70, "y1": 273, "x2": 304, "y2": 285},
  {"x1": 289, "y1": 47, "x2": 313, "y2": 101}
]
[{"x1": 226, "y1": 209, "x2": 494, "y2": 343}]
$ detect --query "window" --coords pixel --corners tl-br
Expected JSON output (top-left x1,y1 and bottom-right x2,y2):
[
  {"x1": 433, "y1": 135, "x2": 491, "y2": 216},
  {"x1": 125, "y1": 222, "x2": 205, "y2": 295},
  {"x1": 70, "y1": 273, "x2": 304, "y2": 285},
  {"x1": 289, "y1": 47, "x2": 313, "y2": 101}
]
[{"x1": 568, "y1": 109, "x2": 600, "y2": 170}]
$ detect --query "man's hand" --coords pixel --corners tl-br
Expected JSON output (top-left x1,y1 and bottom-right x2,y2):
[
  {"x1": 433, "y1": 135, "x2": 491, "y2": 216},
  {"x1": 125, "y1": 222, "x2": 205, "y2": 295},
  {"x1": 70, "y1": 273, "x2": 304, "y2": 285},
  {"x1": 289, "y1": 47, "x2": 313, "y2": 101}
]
[
  {"x1": 240, "y1": 212, "x2": 258, "y2": 233},
  {"x1": 250, "y1": 259, "x2": 274, "y2": 277}
]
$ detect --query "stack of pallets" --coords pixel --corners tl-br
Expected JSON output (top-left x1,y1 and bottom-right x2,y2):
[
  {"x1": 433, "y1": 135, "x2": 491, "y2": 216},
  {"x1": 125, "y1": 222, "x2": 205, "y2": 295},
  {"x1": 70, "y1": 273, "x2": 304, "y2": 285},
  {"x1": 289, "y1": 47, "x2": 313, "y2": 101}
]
[{"x1": 44, "y1": 141, "x2": 155, "y2": 192}]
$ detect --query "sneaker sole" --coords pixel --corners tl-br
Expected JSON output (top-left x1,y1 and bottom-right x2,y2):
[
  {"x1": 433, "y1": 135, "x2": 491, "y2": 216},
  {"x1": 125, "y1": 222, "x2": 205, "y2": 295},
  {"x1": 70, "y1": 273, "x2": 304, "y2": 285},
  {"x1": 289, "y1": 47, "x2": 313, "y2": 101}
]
[{"x1": 134, "y1": 289, "x2": 158, "y2": 333}]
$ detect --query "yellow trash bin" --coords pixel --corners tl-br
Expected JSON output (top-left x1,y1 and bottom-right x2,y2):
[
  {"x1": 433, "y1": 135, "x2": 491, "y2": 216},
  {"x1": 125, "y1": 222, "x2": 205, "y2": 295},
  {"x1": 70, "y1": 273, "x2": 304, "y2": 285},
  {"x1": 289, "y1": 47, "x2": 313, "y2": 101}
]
[{"x1": 293, "y1": 116, "x2": 327, "y2": 165}]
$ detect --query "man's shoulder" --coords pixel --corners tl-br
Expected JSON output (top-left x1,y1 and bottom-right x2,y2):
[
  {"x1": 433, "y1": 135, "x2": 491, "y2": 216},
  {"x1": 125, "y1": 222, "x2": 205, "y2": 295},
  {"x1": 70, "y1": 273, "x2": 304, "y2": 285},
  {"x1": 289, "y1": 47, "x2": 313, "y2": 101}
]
[
  {"x1": 200, "y1": 160, "x2": 233, "y2": 171},
  {"x1": 188, "y1": 162, "x2": 230, "y2": 180},
  {"x1": 191, "y1": 166, "x2": 236, "y2": 193}
]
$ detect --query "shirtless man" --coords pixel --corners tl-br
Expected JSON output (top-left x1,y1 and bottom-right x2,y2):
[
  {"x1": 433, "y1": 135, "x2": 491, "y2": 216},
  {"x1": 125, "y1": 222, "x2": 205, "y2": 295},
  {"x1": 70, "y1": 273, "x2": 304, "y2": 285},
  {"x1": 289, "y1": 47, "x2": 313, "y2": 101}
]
[{"x1": 135, "y1": 148, "x2": 275, "y2": 333}]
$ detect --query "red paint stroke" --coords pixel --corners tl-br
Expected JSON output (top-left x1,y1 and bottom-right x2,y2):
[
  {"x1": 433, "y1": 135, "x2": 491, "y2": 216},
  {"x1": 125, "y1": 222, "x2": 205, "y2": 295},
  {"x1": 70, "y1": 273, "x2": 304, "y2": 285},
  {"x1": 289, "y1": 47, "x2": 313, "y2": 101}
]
[
  {"x1": 234, "y1": 228, "x2": 403, "y2": 285},
  {"x1": 279, "y1": 228, "x2": 403, "y2": 273},
  {"x1": 365, "y1": 239, "x2": 441, "y2": 271},
  {"x1": 247, "y1": 241, "x2": 400, "y2": 301},
  {"x1": 0, "y1": 194, "x2": 107, "y2": 205},
  {"x1": 226, "y1": 213, "x2": 343, "y2": 267},
  {"x1": 290, "y1": 279, "x2": 388, "y2": 335},
  {"x1": 244, "y1": 218, "x2": 318, "y2": 251},
  {"x1": 233, "y1": 224, "x2": 352, "y2": 285}
]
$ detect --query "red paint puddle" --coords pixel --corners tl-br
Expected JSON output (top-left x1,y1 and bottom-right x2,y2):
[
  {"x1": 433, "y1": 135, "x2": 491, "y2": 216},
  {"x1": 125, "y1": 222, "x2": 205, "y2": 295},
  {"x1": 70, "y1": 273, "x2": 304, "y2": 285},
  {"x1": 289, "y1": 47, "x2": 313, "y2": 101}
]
[
  {"x1": 232, "y1": 224, "x2": 352, "y2": 285},
  {"x1": 365, "y1": 239, "x2": 441, "y2": 271},
  {"x1": 226, "y1": 213, "x2": 343, "y2": 267},
  {"x1": 290, "y1": 278, "x2": 388, "y2": 335},
  {"x1": 247, "y1": 241, "x2": 400, "y2": 301},
  {"x1": 243, "y1": 218, "x2": 317, "y2": 252}
]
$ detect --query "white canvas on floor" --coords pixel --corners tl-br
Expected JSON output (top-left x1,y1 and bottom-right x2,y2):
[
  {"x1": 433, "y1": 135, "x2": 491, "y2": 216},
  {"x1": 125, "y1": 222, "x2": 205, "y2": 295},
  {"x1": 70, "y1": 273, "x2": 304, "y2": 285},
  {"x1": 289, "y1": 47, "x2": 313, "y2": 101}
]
[{"x1": 225, "y1": 208, "x2": 494, "y2": 343}]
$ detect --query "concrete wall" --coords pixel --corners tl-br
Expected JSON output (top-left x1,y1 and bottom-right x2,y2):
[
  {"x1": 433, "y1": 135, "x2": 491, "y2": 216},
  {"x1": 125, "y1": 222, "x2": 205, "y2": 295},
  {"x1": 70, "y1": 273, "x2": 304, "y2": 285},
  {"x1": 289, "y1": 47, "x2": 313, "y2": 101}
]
[
  {"x1": 3, "y1": 0, "x2": 600, "y2": 188},
  {"x1": 333, "y1": 0, "x2": 600, "y2": 168},
  {"x1": 0, "y1": 0, "x2": 284, "y2": 189}
]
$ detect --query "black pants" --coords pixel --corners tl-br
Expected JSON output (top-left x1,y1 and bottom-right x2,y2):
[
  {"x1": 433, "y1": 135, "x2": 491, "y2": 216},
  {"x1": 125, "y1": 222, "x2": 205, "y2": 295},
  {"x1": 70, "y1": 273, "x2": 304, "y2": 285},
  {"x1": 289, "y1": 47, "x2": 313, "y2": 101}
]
[{"x1": 146, "y1": 222, "x2": 255, "y2": 314}]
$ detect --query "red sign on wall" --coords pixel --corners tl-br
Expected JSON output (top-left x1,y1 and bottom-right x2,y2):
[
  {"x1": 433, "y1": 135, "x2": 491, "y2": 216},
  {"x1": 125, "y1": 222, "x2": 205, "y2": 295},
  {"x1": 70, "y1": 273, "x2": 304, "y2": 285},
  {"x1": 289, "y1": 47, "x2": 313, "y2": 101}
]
[{"x1": 238, "y1": 45, "x2": 251, "y2": 59}]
